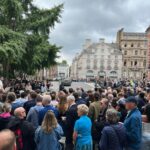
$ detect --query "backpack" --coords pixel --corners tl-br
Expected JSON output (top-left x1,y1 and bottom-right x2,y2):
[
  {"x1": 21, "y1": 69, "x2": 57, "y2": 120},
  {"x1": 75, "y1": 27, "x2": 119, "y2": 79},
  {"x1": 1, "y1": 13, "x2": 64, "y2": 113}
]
[{"x1": 14, "y1": 128, "x2": 23, "y2": 150}]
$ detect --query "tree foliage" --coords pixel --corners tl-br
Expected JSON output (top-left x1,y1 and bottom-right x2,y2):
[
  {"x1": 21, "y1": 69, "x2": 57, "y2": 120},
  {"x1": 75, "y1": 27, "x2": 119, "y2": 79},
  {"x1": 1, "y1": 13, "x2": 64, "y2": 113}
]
[{"x1": 0, "y1": 0, "x2": 63, "y2": 78}]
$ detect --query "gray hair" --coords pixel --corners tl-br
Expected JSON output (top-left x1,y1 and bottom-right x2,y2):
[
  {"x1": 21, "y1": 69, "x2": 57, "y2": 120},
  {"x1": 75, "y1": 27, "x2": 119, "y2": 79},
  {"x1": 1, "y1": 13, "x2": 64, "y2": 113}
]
[
  {"x1": 78, "y1": 104, "x2": 89, "y2": 115},
  {"x1": 67, "y1": 95, "x2": 75, "y2": 102},
  {"x1": 42, "y1": 95, "x2": 51, "y2": 104},
  {"x1": 106, "y1": 109, "x2": 119, "y2": 124}
]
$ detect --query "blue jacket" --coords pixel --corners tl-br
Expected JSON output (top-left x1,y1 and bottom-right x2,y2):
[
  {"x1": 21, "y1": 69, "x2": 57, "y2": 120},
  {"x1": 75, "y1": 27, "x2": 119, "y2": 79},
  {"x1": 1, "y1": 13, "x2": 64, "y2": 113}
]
[
  {"x1": 124, "y1": 108, "x2": 142, "y2": 150},
  {"x1": 38, "y1": 105, "x2": 58, "y2": 125},
  {"x1": 26, "y1": 105, "x2": 44, "y2": 129},
  {"x1": 35, "y1": 124, "x2": 63, "y2": 150},
  {"x1": 99, "y1": 123, "x2": 127, "y2": 150}
]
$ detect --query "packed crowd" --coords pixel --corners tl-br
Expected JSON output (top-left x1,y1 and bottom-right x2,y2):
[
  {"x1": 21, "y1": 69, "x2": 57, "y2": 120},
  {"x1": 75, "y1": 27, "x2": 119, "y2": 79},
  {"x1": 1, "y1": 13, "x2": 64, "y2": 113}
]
[{"x1": 0, "y1": 78, "x2": 150, "y2": 150}]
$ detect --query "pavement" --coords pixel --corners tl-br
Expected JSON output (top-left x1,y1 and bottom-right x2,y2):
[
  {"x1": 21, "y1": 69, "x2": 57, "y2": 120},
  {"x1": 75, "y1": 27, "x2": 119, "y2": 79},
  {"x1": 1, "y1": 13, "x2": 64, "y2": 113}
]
[{"x1": 50, "y1": 81, "x2": 95, "y2": 92}]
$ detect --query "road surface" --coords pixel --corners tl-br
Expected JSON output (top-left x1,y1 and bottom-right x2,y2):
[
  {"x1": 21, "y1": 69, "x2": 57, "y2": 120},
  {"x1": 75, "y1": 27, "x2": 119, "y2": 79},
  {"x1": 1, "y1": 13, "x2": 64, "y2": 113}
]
[{"x1": 50, "y1": 81, "x2": 95, "y2": 92}]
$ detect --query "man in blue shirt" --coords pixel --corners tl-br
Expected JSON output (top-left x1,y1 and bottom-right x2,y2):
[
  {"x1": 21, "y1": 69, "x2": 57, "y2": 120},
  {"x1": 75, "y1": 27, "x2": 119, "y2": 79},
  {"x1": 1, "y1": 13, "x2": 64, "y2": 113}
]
[
  {"x1": 38, "y1": 95, "x2": 58, "y2": 125},
  {"x1": 124, "y1": 96, "x2": 142, "y2": 150}
]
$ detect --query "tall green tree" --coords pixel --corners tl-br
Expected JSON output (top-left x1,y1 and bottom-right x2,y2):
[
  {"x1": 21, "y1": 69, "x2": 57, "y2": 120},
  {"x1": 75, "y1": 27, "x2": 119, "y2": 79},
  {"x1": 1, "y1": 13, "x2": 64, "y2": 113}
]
[{"x1": 0, "y1": 0, "x2": 63, "y2": 78}]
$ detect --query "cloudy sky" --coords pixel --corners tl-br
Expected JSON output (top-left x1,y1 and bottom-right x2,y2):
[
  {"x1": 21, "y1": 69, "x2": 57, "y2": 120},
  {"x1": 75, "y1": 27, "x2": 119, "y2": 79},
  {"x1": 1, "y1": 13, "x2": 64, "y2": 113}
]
[{"x1": 34, "y1": 0, "x2": 150, "y2": 64}]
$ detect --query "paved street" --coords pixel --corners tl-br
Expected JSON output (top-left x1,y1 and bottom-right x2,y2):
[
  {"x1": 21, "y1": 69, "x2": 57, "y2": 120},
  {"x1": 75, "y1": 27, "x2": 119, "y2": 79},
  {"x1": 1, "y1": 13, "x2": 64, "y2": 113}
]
[{"x1": 50, "y1": 81, "x2": 95, "y2": 92}]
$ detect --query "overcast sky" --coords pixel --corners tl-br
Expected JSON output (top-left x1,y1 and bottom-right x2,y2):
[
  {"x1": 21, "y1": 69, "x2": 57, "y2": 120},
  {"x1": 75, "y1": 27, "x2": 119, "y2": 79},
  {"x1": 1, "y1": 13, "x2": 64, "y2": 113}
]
[{"x1": 34, "y1": 0, "x2": 150, "y2": 64}]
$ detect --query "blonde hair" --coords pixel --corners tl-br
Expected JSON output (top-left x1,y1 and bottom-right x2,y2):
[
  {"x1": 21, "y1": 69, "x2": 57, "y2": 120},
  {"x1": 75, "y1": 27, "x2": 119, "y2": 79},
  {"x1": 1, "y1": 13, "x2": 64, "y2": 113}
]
[
  {"x1": 2, "y1": 103, "x2": 12, "y2": 113},
  {"x1": 78, "y1": 104, "x2": 89, "y2": 115},
  {"x1": 41, "y1": 110, "x2": 57, "y2": 133}
]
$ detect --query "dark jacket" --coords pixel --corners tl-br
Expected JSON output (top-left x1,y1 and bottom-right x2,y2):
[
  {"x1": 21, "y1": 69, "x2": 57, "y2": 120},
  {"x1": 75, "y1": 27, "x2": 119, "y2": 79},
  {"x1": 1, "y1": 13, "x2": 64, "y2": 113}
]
[
  {"x1": 124, "y1": 108, "x2": 142, "y2": 150},
  {"x1": 24, "y1": 99, "x2": 36, "y2": 115},
  {"x1": 0, "y1": 114, "x2": 14, "y2": 131},
  {"x1": 65, "y1": 104, "x2": 78, "y2": 144},
  {"x1": 99, "y1": 123, "x2": 127, "y2": 150},
  {"x1": 38, "y1": 105, "x2": 58, "y2": 125},
  {"x1": 75, "y1": 98, "x2": 86, "y2": 105},
  {"x1": 7, "y1": 117, "x2": 36, "y2": 150}
]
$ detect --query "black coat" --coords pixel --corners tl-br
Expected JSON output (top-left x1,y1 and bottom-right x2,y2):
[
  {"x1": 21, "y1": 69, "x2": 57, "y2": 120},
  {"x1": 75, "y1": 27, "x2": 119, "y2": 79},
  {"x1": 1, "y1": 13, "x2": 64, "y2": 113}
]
[
  {"x1": 23, "y1": 99, "x2": 36, "y2": 115},
  {"x1": 7, "y1": 117, "x2": 36, "y2": 150},
  {"x1": 0, "y1": 116, "x2": 14, "y2": 131},
  {"x1": 65, "y1": 104, "x2": 78, "y2": 144}
]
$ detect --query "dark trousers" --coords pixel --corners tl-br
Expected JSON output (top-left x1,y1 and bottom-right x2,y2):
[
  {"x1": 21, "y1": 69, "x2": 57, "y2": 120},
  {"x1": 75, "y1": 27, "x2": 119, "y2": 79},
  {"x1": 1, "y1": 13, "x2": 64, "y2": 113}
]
[{"x1": 65, "y1": 143, "x2": 74, "y2": 150}]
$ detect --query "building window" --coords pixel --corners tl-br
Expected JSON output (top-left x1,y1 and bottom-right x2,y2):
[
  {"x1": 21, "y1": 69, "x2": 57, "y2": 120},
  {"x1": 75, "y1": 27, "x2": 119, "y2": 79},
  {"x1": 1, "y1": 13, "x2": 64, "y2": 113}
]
[
  {"x1": 131, "y1": 61, "x2": 133, "y2": 66},
  {"x1": 93, "y1": 60, "x2": 97, "y2": 70},
  {"x1": 124, "y1": 51, "x2": 127, "y2": 55},
  {"x1": 100, "y1": 65, "x2": 104, "y2": 71},
  {"x1": 124, "y1": 61, "x2": 127, "y2": 66},
  {"x1": 135, "y1": 50, "x2": 138, "y2": 55},
  {"x1": 107, "y1": 65, "x2": 111, "y2": 70},
  {"x1": 144, "y1": 51, "x2": 146, "y2": 55},
  {"x1": 124, "y1": 44, "x2": 127, "y2": 47},
  {"x1": 87, "y1": 65, "x2": 90, "y2": 69},
  {"x1": 134, "y1": 61, "x2": 137, "y2": 66},
  {"x1": 131, "y1": 43, "x2": 134, "y2": 47},
  {"x1": 144, "y1": 60, "x2": 146, "y2": 67}
]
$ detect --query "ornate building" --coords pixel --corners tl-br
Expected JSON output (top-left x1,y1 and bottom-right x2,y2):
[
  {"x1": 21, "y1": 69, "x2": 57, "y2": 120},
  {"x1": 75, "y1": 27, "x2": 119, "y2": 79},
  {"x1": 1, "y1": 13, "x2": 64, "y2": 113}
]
[
  {"x1": 70, "y1": 38, "x2": 123, "y2": 80},
  {"x1": 116, "y1": 28, "x2": 147, "y2": 79}
]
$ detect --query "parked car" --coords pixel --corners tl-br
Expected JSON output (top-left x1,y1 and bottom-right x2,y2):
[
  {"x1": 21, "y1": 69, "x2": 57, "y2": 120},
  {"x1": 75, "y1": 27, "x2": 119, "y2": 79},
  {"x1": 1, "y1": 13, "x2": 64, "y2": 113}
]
[{"x1": 61, "y1": 79, "x2": 72, "y2": 86}]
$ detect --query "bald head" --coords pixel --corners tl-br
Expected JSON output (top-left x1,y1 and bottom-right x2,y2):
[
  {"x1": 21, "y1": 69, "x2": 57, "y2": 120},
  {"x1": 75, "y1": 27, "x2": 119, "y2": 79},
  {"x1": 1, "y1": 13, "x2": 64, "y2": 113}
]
[
  {"x1": 0, "y1": 130, "x2": 16, "y2": 150},
  {"x1": 14, "y1": 107, "x2": 26, "y2": 119},
  {"x1": 42, "y1": 95, "x2": 51, "y2": 106}
]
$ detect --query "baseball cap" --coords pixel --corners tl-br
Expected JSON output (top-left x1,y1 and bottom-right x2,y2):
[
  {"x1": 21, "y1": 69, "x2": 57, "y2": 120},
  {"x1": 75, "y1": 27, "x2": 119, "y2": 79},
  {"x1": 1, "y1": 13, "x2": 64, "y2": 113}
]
[{"x1": 125, "y1": 96, "x2": 137, "y2": 105}]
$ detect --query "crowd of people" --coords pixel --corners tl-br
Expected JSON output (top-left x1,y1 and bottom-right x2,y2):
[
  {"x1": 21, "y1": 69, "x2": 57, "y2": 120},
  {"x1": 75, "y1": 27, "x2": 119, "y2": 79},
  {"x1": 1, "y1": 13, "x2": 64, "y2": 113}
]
[{"x1": 0, "y1": 78, "x2": 150, "y2": 150}]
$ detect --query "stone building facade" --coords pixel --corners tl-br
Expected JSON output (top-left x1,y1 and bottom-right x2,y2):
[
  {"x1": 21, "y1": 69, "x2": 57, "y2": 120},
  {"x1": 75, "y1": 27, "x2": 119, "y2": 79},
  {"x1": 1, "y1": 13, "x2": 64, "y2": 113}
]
[
  {"x1": 116, "y1": 28, "x2": 147, "y2": 79},
  {"x1": 36, "y1": 64, "x2": 69, "y2": 80},
  {"x1": 70, "y1": 39, "x2": 123, "y2": 80}
]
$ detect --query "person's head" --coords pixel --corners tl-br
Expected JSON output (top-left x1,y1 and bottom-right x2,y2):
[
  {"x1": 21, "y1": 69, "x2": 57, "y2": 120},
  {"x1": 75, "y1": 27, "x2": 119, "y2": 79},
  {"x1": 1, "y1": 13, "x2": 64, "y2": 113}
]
[
  {"x1": 6, "y1": 92, "x2": 16, "y2": 103},
  {"x1": 29, "y1": 91, "x2": 37, "y2": 100},
  {"x1": 42, "y1": 95, "x2": 51, "y2": 106},
  {"x1": 58, "y1": 95, "x2": 68, "y2": 113},
  {"x1": 36, "y1": 95, "x2": 43, "y2": 104},
  {"x1": 50, "y1": 91, "x2": 56, "y2": 100},
  {"x1": 94, "y1": 92, "x2": 101, "y2": 101},
  {"x1": 106, "y1": 109, "x2": 119, "y2": 124},
  {"x1": 41, "y1": 110, "x2": 57, "y2": 133},
  {"x1": 144, "y1": 104, "x2": 150, "y2": 122},
  {"x1": 77, "y1": 104, "x2": 89, "y2": 117},
  {"x1": 87, "y1": 90, "x2": 93, "y2": 96},
  {"x1": 73, "y1": 91, "x2": 81, "y2": 99},
  {"x1": 118, "y1": 92, "x2": 124, "y2": 99},
  {"x1": 107, "y1": 94, "x2": 114, "y2": 102},
  {"x1": 147, "y1": 91, "x2": 150, "y2": 101},
  {"x1": 139, "y1": 92, "x2": 145, "y2": 99},
  {"x1": 14, "y1": 107, "x2": 26, "y2": 119},
  {"x1": 0, "y1": 129, "x2": 16, "y2": 150},
  {"x1": 125, "y1": 96, "x2": 137, "y2": 111},
  {"x1": 69, "y1": 88, "x2": 74, "y2": 94},
  {"x1": 67, "y1": 95, "x2": 75, "y2": 106},
  {"x1": 20, "y1": 91, "x2": 27, "y2": 99},
  {"x1": 100, "y1": 98, "x2": 109, "y2": 110},
  {"x1": 2, "y1": 103, "x2": 12, "y2": 113}
]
